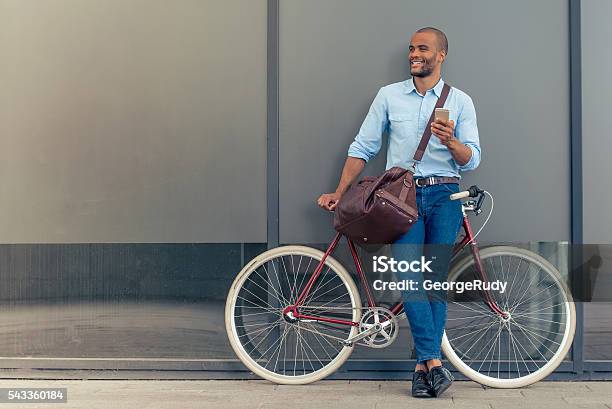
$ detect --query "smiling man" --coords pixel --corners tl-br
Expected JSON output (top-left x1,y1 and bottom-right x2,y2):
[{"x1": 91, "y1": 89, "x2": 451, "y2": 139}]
[{"x1": 317, "y1": 27, "x2": 481, "y2": 398}]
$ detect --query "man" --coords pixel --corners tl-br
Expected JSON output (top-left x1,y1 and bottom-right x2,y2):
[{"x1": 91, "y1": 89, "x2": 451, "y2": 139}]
[{"x1": 317, "y1": 27, "x2": 481, "y2": 398}]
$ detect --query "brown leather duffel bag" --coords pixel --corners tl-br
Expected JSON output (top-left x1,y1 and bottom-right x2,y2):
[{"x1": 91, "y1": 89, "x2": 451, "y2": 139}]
[{"x1": 333, "y1": 83, "x2": 451, "y2": 245}]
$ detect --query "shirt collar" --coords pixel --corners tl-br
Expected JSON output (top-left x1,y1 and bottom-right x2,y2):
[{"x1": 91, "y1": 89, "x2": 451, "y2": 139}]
[{"x1": 404, "y1": 77, "x2": 445, "y2": 97}]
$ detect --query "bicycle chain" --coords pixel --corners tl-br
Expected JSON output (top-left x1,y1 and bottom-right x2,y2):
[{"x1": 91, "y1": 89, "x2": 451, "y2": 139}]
[
  {"x1": 290, "y1": 320, "x2": 375, "y2": 347},
  {"x1": 283, "y1": 306, "x2": 405, "y2": 348},
  {"x1": 285, "y1": 305, "x2": 366, "y2": 346}
]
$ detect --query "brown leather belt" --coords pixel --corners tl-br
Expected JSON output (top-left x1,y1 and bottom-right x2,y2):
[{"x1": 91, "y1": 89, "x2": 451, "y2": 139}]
[{"x1": 414, "y1": 176, "x2": 460, "y2": 187}]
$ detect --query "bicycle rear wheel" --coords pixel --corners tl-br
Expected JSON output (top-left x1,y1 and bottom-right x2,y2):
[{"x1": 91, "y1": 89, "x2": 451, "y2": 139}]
[
  {"x1": 225, "y1": 245, "x2": 361, "y2": 384},
  {"x1": 442, "y1": 246, "x2": 576, "y2": 388}
]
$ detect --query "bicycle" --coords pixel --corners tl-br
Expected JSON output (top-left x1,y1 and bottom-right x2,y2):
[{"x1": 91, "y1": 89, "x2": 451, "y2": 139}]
[{"x1": 225, "y1": 185, "x2": 576, "y2": 387}]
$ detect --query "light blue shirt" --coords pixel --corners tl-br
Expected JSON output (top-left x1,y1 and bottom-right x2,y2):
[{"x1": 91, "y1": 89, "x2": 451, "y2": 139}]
[{"x1": 347, "y1": 78, "x2": 481, "y2": 178}]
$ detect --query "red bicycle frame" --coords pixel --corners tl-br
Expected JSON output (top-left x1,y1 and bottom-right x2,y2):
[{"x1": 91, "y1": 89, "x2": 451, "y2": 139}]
[{"x1": 284, "y1": 213, "x2": 507, "y2": 327}]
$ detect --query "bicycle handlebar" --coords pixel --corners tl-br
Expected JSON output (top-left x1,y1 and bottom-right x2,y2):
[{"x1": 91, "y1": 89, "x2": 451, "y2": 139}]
[{"x1": 450, "y1": 185, "x2": 484, "y2": 201}]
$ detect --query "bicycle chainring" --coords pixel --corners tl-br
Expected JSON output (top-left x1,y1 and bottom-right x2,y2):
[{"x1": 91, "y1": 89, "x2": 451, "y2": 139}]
[{"x1": 358, "y1": 307, "x2": 399, "y2": 349}]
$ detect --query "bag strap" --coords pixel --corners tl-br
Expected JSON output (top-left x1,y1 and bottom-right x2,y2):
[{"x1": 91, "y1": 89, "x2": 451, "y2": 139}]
[
  {"x1": 399, "y1": 176, "x2": 412, "y2": 202},
  {"x1": 412, "y1": 83, "x2": 452, "y2": 161}
]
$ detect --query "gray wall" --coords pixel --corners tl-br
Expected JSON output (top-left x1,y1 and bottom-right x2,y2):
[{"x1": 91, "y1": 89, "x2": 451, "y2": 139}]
[
  {"x1": 582, "y1": 0, "x2": 612, "y2": 245},
  {"x1": 582, "y1": 0, "x2": 612, "y2": 361},
  {"x1": 4, "y1": 0, "x2": 610, "y2": 366},
  {"x1": 279, "y1": 0, "x2": 570, "y2": 245},
  {"x1": 0, "y1": 0, "x2": 267, "y2": 243}
]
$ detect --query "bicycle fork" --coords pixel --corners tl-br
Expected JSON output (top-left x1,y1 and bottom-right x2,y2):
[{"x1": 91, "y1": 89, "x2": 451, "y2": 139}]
[{"x1": 464, "y1": 220, "x2": 509, "y2": 319}]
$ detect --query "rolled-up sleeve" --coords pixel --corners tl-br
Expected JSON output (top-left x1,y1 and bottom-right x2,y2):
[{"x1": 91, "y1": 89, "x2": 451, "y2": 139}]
[
  {"x1": 347, "y1": 87, "x2": 389, "y2": 162},
  {"x1": 455, "y1": 95, "x2": 481, "y2": 171}
]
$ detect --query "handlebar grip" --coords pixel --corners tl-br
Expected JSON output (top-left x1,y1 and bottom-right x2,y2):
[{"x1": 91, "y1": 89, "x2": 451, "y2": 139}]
[
  {"x1": 450, "y1": 185, "x2": 484, "y2": 200},
  {"x1": 450, "y1": 190, "x2": 471, "y2": 201}
]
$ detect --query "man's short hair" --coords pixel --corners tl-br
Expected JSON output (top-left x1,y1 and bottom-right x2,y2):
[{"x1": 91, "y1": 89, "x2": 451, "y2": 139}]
[{"x1": 416, "y1": 27, "x2": 448, "y2": 54}]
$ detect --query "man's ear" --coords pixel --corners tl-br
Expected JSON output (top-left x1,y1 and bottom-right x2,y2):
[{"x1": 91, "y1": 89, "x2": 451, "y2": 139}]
[{"x1": 438, "y1": 50, "x2": 446, "y2": 64}]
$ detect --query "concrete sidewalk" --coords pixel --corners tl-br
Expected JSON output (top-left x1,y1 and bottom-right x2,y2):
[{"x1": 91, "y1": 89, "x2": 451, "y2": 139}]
[{"x1": 0, "y1": 379, "x2": 610, "y2": 409}]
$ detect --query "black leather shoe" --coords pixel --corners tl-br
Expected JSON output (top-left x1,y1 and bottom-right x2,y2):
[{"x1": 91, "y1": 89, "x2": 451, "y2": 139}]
[
  {"x1": 411, "y1": 370, "x2": 435, "y2": 398},
  {"x1": 427, "y1": 365, "x2": 454, "y2": 397}
]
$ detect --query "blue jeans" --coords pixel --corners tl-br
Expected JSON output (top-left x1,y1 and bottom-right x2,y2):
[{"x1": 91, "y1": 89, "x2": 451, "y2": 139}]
[{"x1": 391, "y1": 183, "x2": 463, "y2": 364}]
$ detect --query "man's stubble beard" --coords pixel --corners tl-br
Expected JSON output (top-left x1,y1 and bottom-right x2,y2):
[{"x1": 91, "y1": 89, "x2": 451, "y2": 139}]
[
  {"x1": 410, "y1": 56, "x2": 437, "y2": 78},
  {"x1": 411, "y1": 63, "x2": 435, "y2": 78}
]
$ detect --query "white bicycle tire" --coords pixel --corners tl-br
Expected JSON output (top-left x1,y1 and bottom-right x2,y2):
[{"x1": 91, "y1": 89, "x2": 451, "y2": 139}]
[
  {"x1": 442, "y1": 246, "x2": 576, "y2": 388},
  {"x1": 225, "y1": 245, "x2": 362, "y2": 385}
]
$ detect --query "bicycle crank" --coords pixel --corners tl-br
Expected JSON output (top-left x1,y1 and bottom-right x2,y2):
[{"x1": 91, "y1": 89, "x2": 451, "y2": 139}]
[
  {"x1": 341, "y1": 307, "x2": 399, "y2": 349},
  {"x1": 340, "y1": 323, "x2": 383, "y2": 347}
]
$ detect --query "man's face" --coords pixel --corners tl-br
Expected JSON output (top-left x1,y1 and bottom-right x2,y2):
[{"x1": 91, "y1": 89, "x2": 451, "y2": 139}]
[{"x1": 409, "y1": 32, "x2": 445, "y2": 78}]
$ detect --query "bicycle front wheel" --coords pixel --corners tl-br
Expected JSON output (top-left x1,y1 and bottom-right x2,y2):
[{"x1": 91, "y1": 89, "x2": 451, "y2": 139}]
[
  {"x1": 442, "y1": 246, "x2": 576, "y2": 388},
  {"x1": 225, "y1": 245, "x2": 361, "y2": 384}
]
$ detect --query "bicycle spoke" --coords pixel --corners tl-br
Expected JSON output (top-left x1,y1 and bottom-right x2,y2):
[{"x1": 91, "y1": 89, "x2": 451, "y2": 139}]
[
  {"x1": 259, "y1": 326, "x2": 290, "y2": 368},
  {"x1": 448, "y1": 300, "x2": 493, "y2": 317},
  {"x1": 449, "y1": 319, "x2": 497, "y2": 344},
  {"x1": 509, "y1": 321, "x2": 550, "y2": 362},
  {"x1": 452, "y1": 319, "x2": 500, "y2": 359},
  {"x1": 302, "y1": 265, "x2": 334, "y2": 306},
  {"x1": 295, "y1": 323, "x2": 323, "y2": 371},
  {"x1": 505, "y1": 257, "x2": 523, "y2": 311},
  {"x1": 304, "y1": 287, "x2": 351, "y2": 311},
  {"x1": 238, "y1": 322, "x2": 279, "y2": 340},
  {"x1": 272, "y1": 325, "x2": 290, "y2": 373},
  {"x1": 255, "y1": 264, "x2": 290, "y2": 306},
  {"x1": 476, "y1": 324, "x2": 504, "y2": 373},
  {"x1": 508, "y1": 323, "x2": 528, "y2": 376},
  {"x1": 264, "y1": 260, "x2": 290, "y2": 306},
  {"x1": 303, "y1": 322, "x2": 338, "y2": 361},
  {"x1": 511, "y1": 284, "x2": 561, "y2": 313},
  {"x1": 294, "y1": 256, "x2": 311, "y2": 304},
  {"x1": 510, "y1": 320, "x2": 562, "y2": 348},
  {"x1": 243, "y1": 271, "x2": 289, "y2": 309},
  {"x1": 248, "y1": 321, "x2": 283, "y2": 356},
  {"x1": 512, "y1": 314, "x2": 567, "y2": 327},
  {"x1": 236, "y1": 295, "x2": 279, "y2": 314},
  {"x1": 509, "y1": 264, "x2": 543, "y2": 311},
  {"x1": 447, "y1": 314, "x2": 493, "y2": 321},
  {"x1": 235, "y1": 320, "x2": 277, "y2": 329}
]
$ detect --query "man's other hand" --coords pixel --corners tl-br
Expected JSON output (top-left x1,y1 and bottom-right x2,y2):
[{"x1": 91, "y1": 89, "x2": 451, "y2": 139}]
[{"x1": 317, "y1": 192, "x2": 342, "y2": 211}]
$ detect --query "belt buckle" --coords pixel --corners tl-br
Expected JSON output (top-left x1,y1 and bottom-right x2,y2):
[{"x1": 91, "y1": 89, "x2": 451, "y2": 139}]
[{"x1": 415, "y1": 177, "x2": 433, "y2": 187}]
